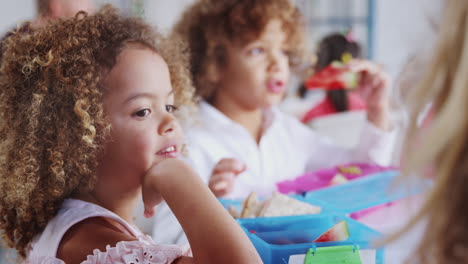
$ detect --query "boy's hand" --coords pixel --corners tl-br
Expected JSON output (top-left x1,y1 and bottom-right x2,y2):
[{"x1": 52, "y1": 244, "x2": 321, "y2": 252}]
[
  {"x1": 349, "y1": 59, "x2": 392, "y2": 131},
  {"x1": 208, "y1": 158, "x2": 246, "y2": 197},
  {"x1": 142, "y1": 158, "x2": 193, "y2": 218}
]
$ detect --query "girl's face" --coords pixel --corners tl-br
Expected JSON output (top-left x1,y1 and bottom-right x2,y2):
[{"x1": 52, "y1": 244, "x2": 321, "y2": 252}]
[
  {"x1": 98, "y1": 46, "x2": 184, "y2": 190},
  {"x1": 213, "y1": 19, "x2": 290, "y2": 110}
]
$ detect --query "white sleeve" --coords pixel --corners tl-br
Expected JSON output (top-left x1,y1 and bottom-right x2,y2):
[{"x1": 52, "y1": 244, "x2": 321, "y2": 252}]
[
  {"x1": 183, "y1": 142, "x2": 215, "y2": 184},
  {"x1": 305, "y1": 121, "x2": 397, "y2": 171},
  {"x1": 352, "y1": 121, "x2": 398, "y2": 165}
]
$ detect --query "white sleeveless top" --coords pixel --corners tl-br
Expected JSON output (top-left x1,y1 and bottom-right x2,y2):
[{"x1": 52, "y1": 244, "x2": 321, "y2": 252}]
[{"x1": 27, "y1": 199, "x2": 190, "y2": 264}]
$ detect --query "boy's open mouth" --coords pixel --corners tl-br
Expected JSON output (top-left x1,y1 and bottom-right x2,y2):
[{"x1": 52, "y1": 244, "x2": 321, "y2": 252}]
[{"x1": 266, "y1": 80, "x2": 285, "y2": 93}]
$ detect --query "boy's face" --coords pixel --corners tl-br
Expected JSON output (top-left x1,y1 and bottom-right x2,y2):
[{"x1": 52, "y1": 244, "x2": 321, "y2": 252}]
[
  {"x1": 98, "y1": 47, "x2": 184, "y2": 191},
  {"x1": 214, "y1": 19, "x2": 290, "y2": 110}
]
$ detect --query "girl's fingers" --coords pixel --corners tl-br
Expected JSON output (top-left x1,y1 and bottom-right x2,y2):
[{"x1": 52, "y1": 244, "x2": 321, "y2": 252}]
[
  {"x1": 144, "y1": 207, "x2": 155, "y2": 218},
  {"x1": 212, "y1": 179, "x2": 229, "y2": 191},
  {"x1": 370, "y1": 76, "x2": 383, "y2": 95},
  {"x1": 142, "y1": 196, "x2": 161, "y2": 218},
  {"x1": 358, "y1": 72, "x2": 373, "y2": 99},
  {"x1": 210, "y1": 172, "x2": 235, "y2": 189},
  {"x1": 355, "y1": 63, "x2": 390, "y2": 101},
  {"x1": 348, "y1": 59, "x2": 382, "y2": 74},
  {"x1": 368, "y1": 81, "x2": 386, "y2": 108},
  {"x1": 210, "y1": 171, "x2": 235, "y2": 182},
  {"x1": 209, "y1": 172, "x2": 236, "y2": 197},
  {"x1": 214, "y1": 158, "x2": 246, "y2": 174},
  {"x1": 142, "y1": 182, "x2": 163, "y2": 218}
]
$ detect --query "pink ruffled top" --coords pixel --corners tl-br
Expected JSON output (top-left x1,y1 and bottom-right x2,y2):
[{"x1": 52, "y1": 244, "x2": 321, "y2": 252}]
[{"x1": 26, "y1": 199, "x2": 191, "y2": 264}]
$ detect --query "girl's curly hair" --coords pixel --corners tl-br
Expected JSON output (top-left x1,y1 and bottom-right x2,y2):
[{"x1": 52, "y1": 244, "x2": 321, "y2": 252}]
[
  {"x1": 173, "y1": 0, "x2": 307, "y2": 100},
  {"x1": 0, "y1": 6, "x2": 193, "y2": 257}
]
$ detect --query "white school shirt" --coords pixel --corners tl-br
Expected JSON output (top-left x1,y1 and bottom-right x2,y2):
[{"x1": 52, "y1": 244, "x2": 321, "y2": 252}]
[
  {"x1": 185, "y1": 101, "x2": 395, "y2": 198},
  {"x1": 152, "y1": 101, "x2": 396, "y2": 244}
]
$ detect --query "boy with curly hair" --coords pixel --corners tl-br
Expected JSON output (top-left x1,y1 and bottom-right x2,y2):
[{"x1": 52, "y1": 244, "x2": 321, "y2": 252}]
[{"x1": 153, "y1": 0, "x2": 396, "y2": 244}]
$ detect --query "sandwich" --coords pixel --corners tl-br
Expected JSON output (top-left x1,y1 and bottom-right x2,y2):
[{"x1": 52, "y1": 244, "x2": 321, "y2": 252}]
[{"x1": 233, "y1": 192, "x2": 321, "y2": 218}]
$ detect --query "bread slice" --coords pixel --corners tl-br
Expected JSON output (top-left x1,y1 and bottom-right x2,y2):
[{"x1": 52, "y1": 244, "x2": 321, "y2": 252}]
[
  {"x1": 240, "y1": 192, "x2": 263, "y2": 218},
  {"x1": 259, "y1": 192, "x2": 321, "y2": 217},
  {"x1": 228, "y1": 206, "x2": 241, "y2": 218}
]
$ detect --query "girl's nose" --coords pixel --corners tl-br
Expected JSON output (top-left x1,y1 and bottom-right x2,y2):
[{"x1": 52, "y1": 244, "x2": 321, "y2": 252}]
[{"x1": 158, "y1": 114, "x2": 176, "y2": 135}]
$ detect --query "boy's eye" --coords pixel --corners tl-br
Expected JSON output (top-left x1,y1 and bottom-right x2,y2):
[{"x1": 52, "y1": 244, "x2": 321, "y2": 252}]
[
  {"x1": 248, "y1": 47, "x2": 264, "y2": 56},
  {"x1": 134, "y1": 109, "x2": 151, "y2": 117},
  {"x1": 165, "y1": 105, "x2": 178, "y2": 113}
]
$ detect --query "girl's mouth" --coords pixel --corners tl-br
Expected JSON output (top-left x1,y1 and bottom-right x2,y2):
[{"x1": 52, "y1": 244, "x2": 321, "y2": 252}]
[{"x1": 156, "y1": 145, "x2": 179, "y2": 158}]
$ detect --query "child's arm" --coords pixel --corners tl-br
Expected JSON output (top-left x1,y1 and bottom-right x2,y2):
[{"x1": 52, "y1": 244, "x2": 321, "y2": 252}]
[
  {"x1": 142, "y1": 158, "x2": 261, "y2": 264},
  {"x1": 208, "y1": 158, "x2": 246, "y2": 197},
  {"x1": 349, "y1": 59, "x2": 393, "y2": 131},
  {"x1": 173, "y1": 256, "x2": 195, "y2": 264}
]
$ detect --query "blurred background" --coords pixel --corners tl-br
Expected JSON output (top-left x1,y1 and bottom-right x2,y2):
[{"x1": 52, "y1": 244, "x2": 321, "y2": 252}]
[{"x1": 0, "y1": 0, "x2": 442, "y2": 77}]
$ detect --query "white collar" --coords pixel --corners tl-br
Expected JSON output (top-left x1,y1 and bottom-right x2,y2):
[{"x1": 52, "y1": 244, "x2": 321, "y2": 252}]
[{"x1": 198, "y1": 100, "x2": 280, "y2": 135}]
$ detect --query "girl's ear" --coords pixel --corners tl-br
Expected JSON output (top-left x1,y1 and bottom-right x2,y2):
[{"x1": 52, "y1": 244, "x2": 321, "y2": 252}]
[
  {"x1": 205, "y1": 63, "x2": 223, "y2": 84},
  {"x1": 205, "y1": 43, "x2": 227, "y2": 84}
]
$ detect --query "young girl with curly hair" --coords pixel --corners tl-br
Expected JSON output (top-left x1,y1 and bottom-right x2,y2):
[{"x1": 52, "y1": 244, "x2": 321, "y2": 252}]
[
  {"x1": 0, "y1": 6, "x2": 261, "y2": 264},
  {"x1": 153, "y1": 0, "x2": 397, "y2": 244}
]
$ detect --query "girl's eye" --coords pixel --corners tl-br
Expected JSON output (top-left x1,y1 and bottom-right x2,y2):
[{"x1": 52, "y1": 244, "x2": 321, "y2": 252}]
[
  {"x1": 134, "y1": 109, "x2": 151, "y2": 117},
  {"x1": 248, "y1": 47, "x2": 264, "y2": 56},
  {"x1": 165, "y1": 105, "x2": 178, "y2": 113},
  {"x1": 282, "y1": 49, "x2": 290, "y2": 57}
]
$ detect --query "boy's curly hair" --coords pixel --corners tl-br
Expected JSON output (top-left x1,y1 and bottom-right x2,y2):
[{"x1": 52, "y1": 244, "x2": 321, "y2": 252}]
[
  {"x1": 0, "y1": 6, "x2": 193, "y2": 257},
  {"x1": 174, "y1": 0, "x2": 307, "y2": 100}
]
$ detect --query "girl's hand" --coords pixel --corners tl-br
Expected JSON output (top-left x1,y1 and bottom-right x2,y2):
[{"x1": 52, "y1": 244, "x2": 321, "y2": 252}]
[
  {"x1": 208, "y1": 158, "x2": 246, "y2": 197},
  {"x1": 142, "y1": 158, "x2": 192, "y2": 218},
  {"x1": 349, "y1": 59, "x2": 392, "y2": 131}
]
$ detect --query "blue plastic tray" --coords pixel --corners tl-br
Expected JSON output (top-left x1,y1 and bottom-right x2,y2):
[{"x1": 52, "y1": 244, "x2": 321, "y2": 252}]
[
  {"x1": 238, "y1": 213, "x2": 384, "y2": 264},
  {"x1": 304, "y1": 170, "x2": 428, "y2": 215},
  {"x1": 219, "y1": 195, "x2": 335, "y2": 220},
  {"x1": 217, "y1": 170, "x2": 429, "y2": 263}
]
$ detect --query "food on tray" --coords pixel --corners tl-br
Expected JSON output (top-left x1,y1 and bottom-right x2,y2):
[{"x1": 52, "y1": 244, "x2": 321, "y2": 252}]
[
  {"x1": 240, "y1": 192, "x2": 263, "y2": 218},
  {"x1": 313, "y1": 220, "x2": 350, "y2": 242},
  {"x1": 230, "y1": 192, "x2": 322, "y2": 218},
  {"x1": 338, "y1": 165, "x2": 362, "y2": 175},
  {"x1": 329, "y1": 173, "x2": 349, "y2": 186},
  {"x1": 277, "y1": 163, "x2": 397, "y2": 194}
]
